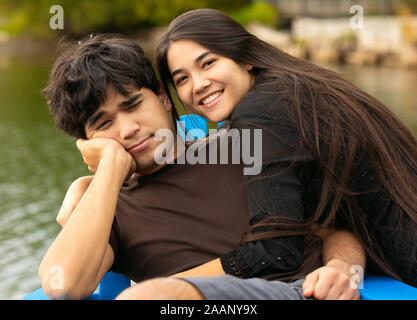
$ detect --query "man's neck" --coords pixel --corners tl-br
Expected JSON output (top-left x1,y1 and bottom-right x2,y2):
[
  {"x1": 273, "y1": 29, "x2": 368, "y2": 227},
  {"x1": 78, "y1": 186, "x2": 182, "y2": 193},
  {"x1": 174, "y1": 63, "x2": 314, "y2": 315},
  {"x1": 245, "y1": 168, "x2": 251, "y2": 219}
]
[{"x1": 133, "y1": 137, "x2": 185, "y2": 177}]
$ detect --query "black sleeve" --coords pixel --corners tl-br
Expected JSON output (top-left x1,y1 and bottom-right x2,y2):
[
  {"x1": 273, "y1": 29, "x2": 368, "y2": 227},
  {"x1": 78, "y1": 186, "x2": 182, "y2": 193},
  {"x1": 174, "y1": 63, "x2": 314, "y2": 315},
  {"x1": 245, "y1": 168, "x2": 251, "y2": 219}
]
[{"x1": 220, "y1": 87, "x2": 310, "y2": 278}]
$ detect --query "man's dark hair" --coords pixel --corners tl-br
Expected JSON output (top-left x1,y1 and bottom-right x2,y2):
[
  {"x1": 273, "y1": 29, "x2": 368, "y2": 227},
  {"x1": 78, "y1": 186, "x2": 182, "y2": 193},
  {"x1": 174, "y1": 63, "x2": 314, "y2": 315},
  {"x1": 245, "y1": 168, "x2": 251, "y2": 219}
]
[{"x1": 43, "y1": 34, "x2": 161, "y2": 138}]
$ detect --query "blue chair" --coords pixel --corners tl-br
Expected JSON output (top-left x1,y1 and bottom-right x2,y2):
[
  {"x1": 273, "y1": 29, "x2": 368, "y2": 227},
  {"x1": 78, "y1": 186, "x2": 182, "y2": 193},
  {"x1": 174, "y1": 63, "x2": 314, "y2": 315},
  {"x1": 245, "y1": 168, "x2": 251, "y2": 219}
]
[
  {"x1": 23, "y1": 271, "x2": 130, "y2": 300},
  {"x1": 23, "y1": 114, "x2": 417, "y2": 300},
  {"x1": 23, "y1": 271, "x2": 417, "y2": 300},
  {"x1": 360, "y1": 274, "x2": 417, "y2": 300},
  {"x1": 176, "y1": 114, "x2": 208, "y2": 142}
]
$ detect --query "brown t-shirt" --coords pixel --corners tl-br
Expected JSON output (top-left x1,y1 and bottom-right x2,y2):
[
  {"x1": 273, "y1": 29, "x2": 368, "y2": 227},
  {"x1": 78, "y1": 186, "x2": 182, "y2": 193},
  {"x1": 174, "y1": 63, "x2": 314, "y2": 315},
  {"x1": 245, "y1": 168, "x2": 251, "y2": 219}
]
[{"x1": 109, "y1": 138, "x2": 249, "y2": 283}]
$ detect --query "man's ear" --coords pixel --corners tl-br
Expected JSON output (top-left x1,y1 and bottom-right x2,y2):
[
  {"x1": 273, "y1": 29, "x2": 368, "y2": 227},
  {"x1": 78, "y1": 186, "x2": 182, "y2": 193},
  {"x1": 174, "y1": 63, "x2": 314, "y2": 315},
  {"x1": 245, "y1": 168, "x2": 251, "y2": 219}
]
[
  {"x1": 158, "y1": 87, "x2": 172, "y2": 112},
  {"x1": 243, "y1": 64, "x2": 253, "y2": 71}
]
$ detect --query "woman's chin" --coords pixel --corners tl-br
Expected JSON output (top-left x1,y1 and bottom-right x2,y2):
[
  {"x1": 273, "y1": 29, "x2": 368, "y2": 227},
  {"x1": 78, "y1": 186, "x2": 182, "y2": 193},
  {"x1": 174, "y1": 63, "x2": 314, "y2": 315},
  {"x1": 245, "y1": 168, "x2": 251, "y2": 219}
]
[
  {"x1": 206, "y1": 111, "x2": 229, "y2": 124},
  {"x1": 192, "y1": 106, "x2": 229, "y2": 124}
]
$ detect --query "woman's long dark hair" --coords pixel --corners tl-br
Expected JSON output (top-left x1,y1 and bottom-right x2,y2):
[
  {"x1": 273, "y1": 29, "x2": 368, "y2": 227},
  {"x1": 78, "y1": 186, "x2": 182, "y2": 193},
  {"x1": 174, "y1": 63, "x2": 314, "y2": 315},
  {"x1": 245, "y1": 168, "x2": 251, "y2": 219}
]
[{"x1": 156, "y1": 8, "x2": 417, "y2": 281}]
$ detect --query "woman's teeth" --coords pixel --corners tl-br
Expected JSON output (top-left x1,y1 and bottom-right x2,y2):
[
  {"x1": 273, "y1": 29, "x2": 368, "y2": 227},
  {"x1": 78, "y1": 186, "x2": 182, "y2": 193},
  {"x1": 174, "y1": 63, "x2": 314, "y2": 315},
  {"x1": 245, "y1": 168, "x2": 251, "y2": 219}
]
[{"x1": 202, "y1": 91, "x2": 222, "y2": 105}]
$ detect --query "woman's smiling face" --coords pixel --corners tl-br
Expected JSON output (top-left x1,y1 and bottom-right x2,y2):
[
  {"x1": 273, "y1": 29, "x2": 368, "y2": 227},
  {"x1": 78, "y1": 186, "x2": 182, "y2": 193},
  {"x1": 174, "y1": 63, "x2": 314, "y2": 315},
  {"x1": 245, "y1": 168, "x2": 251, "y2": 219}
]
[{"x1": 167, "y1": 40, "x2": 254, "y2": 123}]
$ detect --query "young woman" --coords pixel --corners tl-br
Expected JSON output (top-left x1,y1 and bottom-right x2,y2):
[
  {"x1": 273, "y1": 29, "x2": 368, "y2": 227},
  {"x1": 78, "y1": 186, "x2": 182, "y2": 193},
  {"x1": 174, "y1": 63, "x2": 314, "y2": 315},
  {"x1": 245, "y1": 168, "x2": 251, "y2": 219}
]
[{"x1": 156, "y1": 8, "x2": 417, "y2": 287}]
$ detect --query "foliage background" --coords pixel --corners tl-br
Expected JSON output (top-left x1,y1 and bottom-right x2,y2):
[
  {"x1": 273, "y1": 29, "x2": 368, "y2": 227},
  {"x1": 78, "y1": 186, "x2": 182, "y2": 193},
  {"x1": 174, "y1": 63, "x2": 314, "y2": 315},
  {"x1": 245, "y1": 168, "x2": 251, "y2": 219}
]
[{"x1": 0, "y1": 0, "x2": 278, "y2": 39}]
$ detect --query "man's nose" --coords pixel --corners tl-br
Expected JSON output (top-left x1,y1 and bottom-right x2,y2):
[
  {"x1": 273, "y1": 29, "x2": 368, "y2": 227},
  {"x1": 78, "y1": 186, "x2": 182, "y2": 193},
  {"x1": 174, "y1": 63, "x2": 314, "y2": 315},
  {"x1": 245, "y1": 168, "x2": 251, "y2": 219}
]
[{"x1": 118, "y1": 116, "x2": 140, "y2": 141}]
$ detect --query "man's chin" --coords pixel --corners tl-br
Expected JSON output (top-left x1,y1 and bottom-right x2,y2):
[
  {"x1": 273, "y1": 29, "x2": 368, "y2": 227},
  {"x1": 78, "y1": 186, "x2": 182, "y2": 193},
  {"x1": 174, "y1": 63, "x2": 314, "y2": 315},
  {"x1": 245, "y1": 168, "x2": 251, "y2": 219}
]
[{"x1": 134, "y1": 160, "x2": 166, "y2": 176}]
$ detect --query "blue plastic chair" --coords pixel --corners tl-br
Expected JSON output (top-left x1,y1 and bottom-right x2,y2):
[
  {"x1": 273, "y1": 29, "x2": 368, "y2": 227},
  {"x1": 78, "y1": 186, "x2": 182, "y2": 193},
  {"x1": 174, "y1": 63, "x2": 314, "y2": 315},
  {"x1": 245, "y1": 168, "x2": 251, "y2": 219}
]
[
  {"x1": 22, "y1": 272, "x2": 417, "y2": 300},
  {"x1": 177, "y1": 114, "x2": 208, "y2": 142},
  {"x1": 22, "y1": 114, "x2": 417, "y2": 300},
  {"x1": 23, "y1": 271, "x2": 130, "y2": 300},
  {"x1": 359, "y1": 274, "x2": 417, "y2": 300}
]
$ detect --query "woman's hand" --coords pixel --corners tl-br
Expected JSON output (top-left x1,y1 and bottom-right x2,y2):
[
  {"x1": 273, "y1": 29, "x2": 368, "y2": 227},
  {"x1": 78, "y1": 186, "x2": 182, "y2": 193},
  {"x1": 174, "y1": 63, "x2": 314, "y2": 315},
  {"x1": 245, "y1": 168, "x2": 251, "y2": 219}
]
[
  {"x1": 302, "y1": 258, "x2": 360, "y2": 300},
  {"x1": 57, "y1": 176, "x2": 93, "y2": 227}
]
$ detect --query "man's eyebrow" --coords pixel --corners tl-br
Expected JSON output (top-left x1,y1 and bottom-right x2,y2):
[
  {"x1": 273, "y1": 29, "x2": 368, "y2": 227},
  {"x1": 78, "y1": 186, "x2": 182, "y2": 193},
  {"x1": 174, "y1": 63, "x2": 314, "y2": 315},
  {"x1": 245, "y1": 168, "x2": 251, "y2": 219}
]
[
  {"x1": 118, "y1": 93, "x2": 142, "y2": 107},
  {"x1": 171, "y1": 51, "x2": 212, "y2": 78}
]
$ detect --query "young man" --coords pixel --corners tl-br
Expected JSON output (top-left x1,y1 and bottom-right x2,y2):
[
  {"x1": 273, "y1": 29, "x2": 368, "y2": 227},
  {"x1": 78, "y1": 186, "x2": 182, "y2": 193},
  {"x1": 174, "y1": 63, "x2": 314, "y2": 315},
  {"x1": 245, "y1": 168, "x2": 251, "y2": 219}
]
[{"x1": 39, "y1": 35, "x2": 364, "y2": 300}]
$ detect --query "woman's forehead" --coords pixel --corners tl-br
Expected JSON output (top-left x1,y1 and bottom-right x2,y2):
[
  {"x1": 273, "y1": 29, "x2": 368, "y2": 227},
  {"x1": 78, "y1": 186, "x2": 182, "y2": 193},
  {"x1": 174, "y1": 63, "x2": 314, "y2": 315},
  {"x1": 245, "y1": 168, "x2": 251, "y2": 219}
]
[{"x1": 167, "y1": 40, "x2": 211, "y2": 67}]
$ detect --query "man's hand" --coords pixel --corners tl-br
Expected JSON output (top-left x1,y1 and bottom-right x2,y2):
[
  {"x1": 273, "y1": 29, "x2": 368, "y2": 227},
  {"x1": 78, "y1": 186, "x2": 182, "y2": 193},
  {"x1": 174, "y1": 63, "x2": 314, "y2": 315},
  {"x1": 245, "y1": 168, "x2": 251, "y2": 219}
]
[
  {"x1": 302, "y1": 258, "x2": 360, "y2": 300},
  {"x1": 76, "y1": 138, "x2": 136, "y2": 179},
  {"x1": 56, "y1": 138, "x2": 137, "y2": 228}
]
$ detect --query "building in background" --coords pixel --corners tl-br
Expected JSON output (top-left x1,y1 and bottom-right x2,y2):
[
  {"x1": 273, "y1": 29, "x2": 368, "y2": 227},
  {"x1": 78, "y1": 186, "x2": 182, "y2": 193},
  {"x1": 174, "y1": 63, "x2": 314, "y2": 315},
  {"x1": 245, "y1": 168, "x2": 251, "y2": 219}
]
[{"x1": 247, "y1": 0, "x2": 417, "y2": 67}]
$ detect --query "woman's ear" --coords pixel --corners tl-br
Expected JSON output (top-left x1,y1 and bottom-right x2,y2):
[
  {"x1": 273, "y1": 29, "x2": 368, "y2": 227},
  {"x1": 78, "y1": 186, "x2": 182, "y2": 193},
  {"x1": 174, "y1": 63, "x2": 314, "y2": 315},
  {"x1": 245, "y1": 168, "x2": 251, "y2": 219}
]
[{"x1": 158, "y1": 87, "x2": 172, "y2": 112}]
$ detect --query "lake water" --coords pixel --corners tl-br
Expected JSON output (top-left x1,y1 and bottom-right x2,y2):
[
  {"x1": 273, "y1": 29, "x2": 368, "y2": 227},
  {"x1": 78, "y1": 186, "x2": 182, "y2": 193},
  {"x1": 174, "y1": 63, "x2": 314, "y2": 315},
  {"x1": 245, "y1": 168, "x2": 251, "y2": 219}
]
[{"x1": 0, "y1": 55, "x2": 416, "y2": 299}]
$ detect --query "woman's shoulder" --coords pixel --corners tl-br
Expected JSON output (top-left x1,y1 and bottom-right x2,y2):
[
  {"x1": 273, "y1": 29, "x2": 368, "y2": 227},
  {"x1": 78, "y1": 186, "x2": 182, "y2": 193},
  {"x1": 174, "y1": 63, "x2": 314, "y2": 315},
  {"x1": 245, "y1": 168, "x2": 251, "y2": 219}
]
[{"x1": 230, "y1": 74, "x2": 296, "y2": 125}]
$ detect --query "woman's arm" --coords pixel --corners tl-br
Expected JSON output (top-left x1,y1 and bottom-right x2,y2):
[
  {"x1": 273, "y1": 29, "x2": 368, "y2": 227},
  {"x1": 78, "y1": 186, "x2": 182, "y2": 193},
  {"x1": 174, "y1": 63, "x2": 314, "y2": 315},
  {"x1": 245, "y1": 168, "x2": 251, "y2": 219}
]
[
  {"x1": 170, "y1": 229, "x2": 365, "y2": 300},
  {"x1": 170, "y1": 258, "x2": 224, "y2": 278},
  {"x1": 303, "y1": 229, "x2": 365, "y2": 300}
]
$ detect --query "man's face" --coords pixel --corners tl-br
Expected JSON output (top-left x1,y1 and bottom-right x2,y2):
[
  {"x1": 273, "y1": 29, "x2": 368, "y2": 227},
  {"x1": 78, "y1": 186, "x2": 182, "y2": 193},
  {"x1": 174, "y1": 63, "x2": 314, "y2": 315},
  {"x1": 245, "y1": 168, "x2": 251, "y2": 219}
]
[{"x1": 84, "y1": 85, "x2": 175, "y2": 174}]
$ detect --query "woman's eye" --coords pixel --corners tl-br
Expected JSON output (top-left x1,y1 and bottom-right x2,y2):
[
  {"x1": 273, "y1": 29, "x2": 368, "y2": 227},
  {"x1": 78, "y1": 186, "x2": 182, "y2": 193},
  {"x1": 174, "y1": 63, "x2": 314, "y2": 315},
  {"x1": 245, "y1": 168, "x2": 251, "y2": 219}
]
[
  {"x1": 176, "y1": 76, "x2": 187, "y2": 86},
  {"x1": 202, "y1": 59, "x2": 216, "y2": 68}
]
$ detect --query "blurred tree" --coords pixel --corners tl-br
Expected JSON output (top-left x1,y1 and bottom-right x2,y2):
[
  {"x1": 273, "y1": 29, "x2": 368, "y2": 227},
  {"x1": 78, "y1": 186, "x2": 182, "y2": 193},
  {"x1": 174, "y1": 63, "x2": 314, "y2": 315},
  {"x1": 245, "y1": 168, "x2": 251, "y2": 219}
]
[
  {"x1": 0, "y1": 0, "x2": 257, "y2": 38},
  {"x1": 230, "y1": 1, "x2": 279, "y2": 27}
]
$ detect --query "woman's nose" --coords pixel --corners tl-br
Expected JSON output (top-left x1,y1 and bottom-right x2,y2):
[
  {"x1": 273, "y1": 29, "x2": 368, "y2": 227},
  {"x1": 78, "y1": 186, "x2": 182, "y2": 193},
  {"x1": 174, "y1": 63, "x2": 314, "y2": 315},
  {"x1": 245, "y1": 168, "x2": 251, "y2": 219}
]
[{"x1": 193, "y1": 74, "x2": 211, "y2": 94}]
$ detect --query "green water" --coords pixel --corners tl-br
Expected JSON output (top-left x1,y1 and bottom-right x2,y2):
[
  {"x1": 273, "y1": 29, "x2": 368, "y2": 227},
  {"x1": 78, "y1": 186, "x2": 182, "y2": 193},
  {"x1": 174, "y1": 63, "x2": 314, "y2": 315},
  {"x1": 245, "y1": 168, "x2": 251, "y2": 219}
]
[
  {"x1": 0, "y1": 55, "x2": 416, "y2": 299},
  {"x1": 0, "y1": 56, "x2": 89, "y2": 299}
]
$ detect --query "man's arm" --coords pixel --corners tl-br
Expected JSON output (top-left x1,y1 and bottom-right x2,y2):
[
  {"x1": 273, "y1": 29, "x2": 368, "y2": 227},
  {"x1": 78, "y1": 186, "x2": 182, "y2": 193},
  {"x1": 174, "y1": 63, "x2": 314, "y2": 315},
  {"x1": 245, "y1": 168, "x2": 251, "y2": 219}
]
[
  {"x1": 56, "y1": 175, "x2": 93, "y2": 227},
  {"x1": 38, "y1": 139, "x2": 134, "y2": 299}
]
